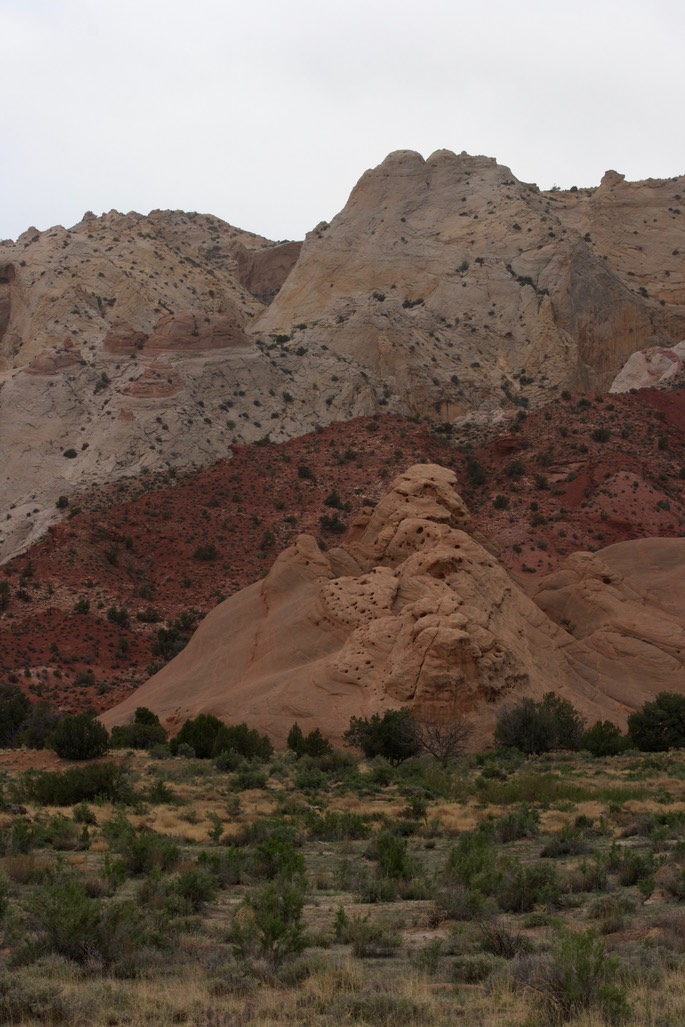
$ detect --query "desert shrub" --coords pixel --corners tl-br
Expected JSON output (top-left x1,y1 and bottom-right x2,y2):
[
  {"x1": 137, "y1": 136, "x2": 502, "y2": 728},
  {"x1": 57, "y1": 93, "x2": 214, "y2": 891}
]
[
  {"x1": 495, "y1": 856, "x2": 560, "y2": 912},
  {"x1": 344, "y1": 708, "x2": 421, "y2": 765},
  {"x1": 72, "y1": 803, "x2": 97, "y2": 825},
  {"x1": 357, "y1": 876, "x2": 398, "y2": 903},
  {"x1": 110, "y1": 707, "x2": 167, "y2": 750},
  {"x1": 28, "y1": 877, "x2": 147, "y2": 967},
  {"x1": 173, "y1": 866, "x2": 217, "y2": 912},
  {"x1": 232, "y1": 880, "x2": 307, "y2": 966},
  {"x1": 432, "y1": 885, "x2": 492, "y2": 922},
  {"x1": 453, "y1": 952, "x2": 504, "y2": 983},
  {"x1": 287, "y1": 722, "x2": 333, "y2": 759},
  {"x1": 494, "y1": 692, "x2": 584, "y2": 754},
  {"x1": 16, "y1": 702, "x2": 62, "y2": 749},
  {"x1": 445, "y1": 826, "x2": 498, "y2": 892},
  {"x1": 305, "y1": 810, "x2": 372, "y2": 841},
  {"x1": 107, "y1": 605, "x2": 130, "y2": 628},
  {"x1": 103, "y1": 813, "x2": 180, "y2": 875},
  {"x1": 583, "y1": 720, "x2": 629, "y2": 757},
  {"x1": 0, "y1": 971, "x2": 68, "y2": 1024},
  {"x1": 212, "y1": 721, "x2": 273, "y2": 760},
  {"x1": 232, "y1": 766, "x2": 269, "y2": 790},
  {"x1": 197, "y1": 846, "x2": 249, "y2": 887},
  {"x1": 333, "y1": 991, "x2": 425, "y2": 1023},
  {"x1": 368, "y1": 830, "x2": 416, "y2": 881},
  {"x1": 253, "y1": 837, "x2": 305, "y2": 882},
  {"x1": 492, "y1": 804, "x2": 540, "y2": 843},
  {"x1": 541, "y1": 823, "x2": 591, "y2": 858},
  {"x1": 511, "y1": 927, "x2": 629, "y2": 1024},
  {"x1": 37, "y1": 812, "x2": 84, "y2": 850},
  {"x1": 51, "y1": 712, "x2": 109, "y2": 760},
  {"x1": 564, "y1": 858, "x2": 609, "y2": 894},
  {"x1": 151, "y1": 611, "x2": 201, "y2": 663},
  {"x1": 615, "y1": 848, "x2": 656, "y2": 887},
  {"x1": 0, "y1": 684, "x2": 31, "y2": 746},
  {"x1": 345, "y1": 913, "x2": 401, "y2": 958},
  {"x1": 193, "y1": 542, "x2": 218, "y2": 561},
  {"x1": 476, "y1": 771, "x2": 587, "y2": 806},
  {"x1": 628, "y1": 692, "x2": 685, "y2": 751},
  {"x1": 22, "y1": 761, "x2": 133, "y2": 805},
  {"x1": 479, "y1": 920, "x2": 533, "y2": 959}
]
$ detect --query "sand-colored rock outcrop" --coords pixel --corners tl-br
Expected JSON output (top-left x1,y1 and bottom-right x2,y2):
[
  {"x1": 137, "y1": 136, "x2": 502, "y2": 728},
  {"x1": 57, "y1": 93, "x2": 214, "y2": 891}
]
[
  {"x1": 146, "y1": 310, "x2": 252, "y2": 353},
  {"x1": 2, "y1": 152, "x2": 685, "y2": 562},
  {"x1": 24, "y1": 341, "x2": 84, "y2": 375},
  {"x1": 256, "y1": 150, "x2": 685, "y2": 418},
  {"x1": 610, "y1": 341, "x2": 685, "y2": 392},
  {"x1": 235, "y1": 240, "x2": 302, "y2": 302},
  {"x1": 103, "y1": 465, "x2": 685, "y2": 745},
  {"x1": 103, "y1": 322, "x2": 148, "y2": 355}
]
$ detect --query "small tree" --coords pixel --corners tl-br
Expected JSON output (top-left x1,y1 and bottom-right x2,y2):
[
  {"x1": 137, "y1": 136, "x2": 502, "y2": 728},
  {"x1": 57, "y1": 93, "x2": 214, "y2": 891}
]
[
  {"x1": 494, "y1": 693, "x2": 584, "y2": 755},
  {"x1": 344, "y1": 708, "x2": 421, "y2": 765},
  {"x1": 0, "y1": 685, "x2": 31, "y2": 746},
  {"x1": 418, "y1": 714, "x2": 472, "y2": 765},
  {"x1": 170, "y1": 713, "x2": 224, "y2": 758},
  {"x1": 51, "y1": 713, "x2": 109, "y2": 760},
  {"x1": 110, "y1": 707, "x2": 168, "y2": 750},
  {"x1": 582, "y1": 720, "x2": 628, "y2": 757},
  {"x1": 232, "y1": 881, "x2": 307, "y2": 967},
  {"x1": 287, "y1": 722, "x2": 333, "y2": 759},
  {"x1": 212, "y1": 722, "x2": 273, "y2": 760},
  {"x1": 628, "y1": 692, "x2": 685, "y2": 752}
]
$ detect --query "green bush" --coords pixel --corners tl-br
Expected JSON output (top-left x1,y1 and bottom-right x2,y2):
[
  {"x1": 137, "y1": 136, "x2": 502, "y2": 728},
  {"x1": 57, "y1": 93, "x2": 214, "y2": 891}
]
[
  {"x1": 16, "y1": 702, "x2": 62, "y2": 749},
  {"x1": 582, "y1": 720, "x2": 628, "y2": 757},
  {"x1": 495, "y1": 857, "x2": 560, "y2": 913},
  {"x1": 103, "y1": 814, "x2": 180, "y2": 876},
  {"x1": 287, "y1": 722, "x2": 333, "y2": 759},
  {"x1": 28, "y1": 877, "x2": 147, "y2": 967},
  {"x1": 232, "y1": 880, "x2": 307, "y2": 967},
  {"x1": 212, "y1": 721, "x2": 273, "y2": 760},
  {"x1": 170, "y1": 713, "x2": 224, "y2": 758},
  {"x1": 492, "y1": 804, "x2": 540, "y2": 843},
  {"x1": 344, "y1": 708, "x2": 421, "y2": 765},
  {"x1": 51, "y1": 712, "x2": 109, "y2": 760},
  {"x1": 628, "y1": 693, "x2": 685, "y2": 751},
  {"x1": 369, "y1": 830, "x2": 415, "y2": 881},
  {"x1": 0, "y1": 685, "x2": 30, "y2": 746},
  {"x1": 494, "y1": 693, "x2": 584, "y2": 754},
  {"x1": 110, "y1": 707, "x2": 167, "y2": 750},
  {"x1": 22, "y1": 761, "x2": 133, "y2": 805},
  {"x1": 512, "y1": 927, "x2": 629, "y2": 1024},
  {"x1": 344, "y1": 913, "x2": 401, "y2": 958}
]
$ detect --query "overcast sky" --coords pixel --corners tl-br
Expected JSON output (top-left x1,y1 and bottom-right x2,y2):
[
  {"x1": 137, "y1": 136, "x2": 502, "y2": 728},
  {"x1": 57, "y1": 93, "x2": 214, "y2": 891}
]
[{"x1": 2, "y1": 0, "x2": 684, "y2": 243}]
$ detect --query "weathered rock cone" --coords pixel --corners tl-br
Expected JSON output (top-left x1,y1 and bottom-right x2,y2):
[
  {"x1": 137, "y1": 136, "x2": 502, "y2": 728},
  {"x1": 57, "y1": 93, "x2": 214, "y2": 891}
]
[{"x1": 102, "y1": 465, "x2": 685, "y2": 745}]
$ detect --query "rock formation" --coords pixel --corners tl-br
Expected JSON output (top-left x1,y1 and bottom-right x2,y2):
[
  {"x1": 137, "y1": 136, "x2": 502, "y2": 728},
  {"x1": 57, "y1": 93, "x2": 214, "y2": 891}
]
[
  {"x1": 610, "y1": 340, "x2": 685, "y2": 392},
  {"x1": 2, "y1": 152, "x2": 685, "y2": 562},
  {"x1": 102, "y1": 465, "x2": 685, "y2": 746}
]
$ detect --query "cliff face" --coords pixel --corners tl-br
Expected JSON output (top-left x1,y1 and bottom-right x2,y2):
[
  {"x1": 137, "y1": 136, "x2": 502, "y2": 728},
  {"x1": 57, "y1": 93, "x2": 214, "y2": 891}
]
[
  {"x1": 1, "y1": 151, "x2": 684, "y2": 563},
  {"x1": 101, "y1": 465, "x2": 685, "y2": 747},
  {"x1": 257, "y1": 151, "x2": 685, "y2": 413}
]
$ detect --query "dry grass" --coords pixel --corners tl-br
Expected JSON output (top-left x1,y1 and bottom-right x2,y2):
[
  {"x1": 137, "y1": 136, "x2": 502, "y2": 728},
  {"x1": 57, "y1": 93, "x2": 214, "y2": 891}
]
[{"x1": 5, "y1": 748, "x2": 685, "y2": 1024}]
